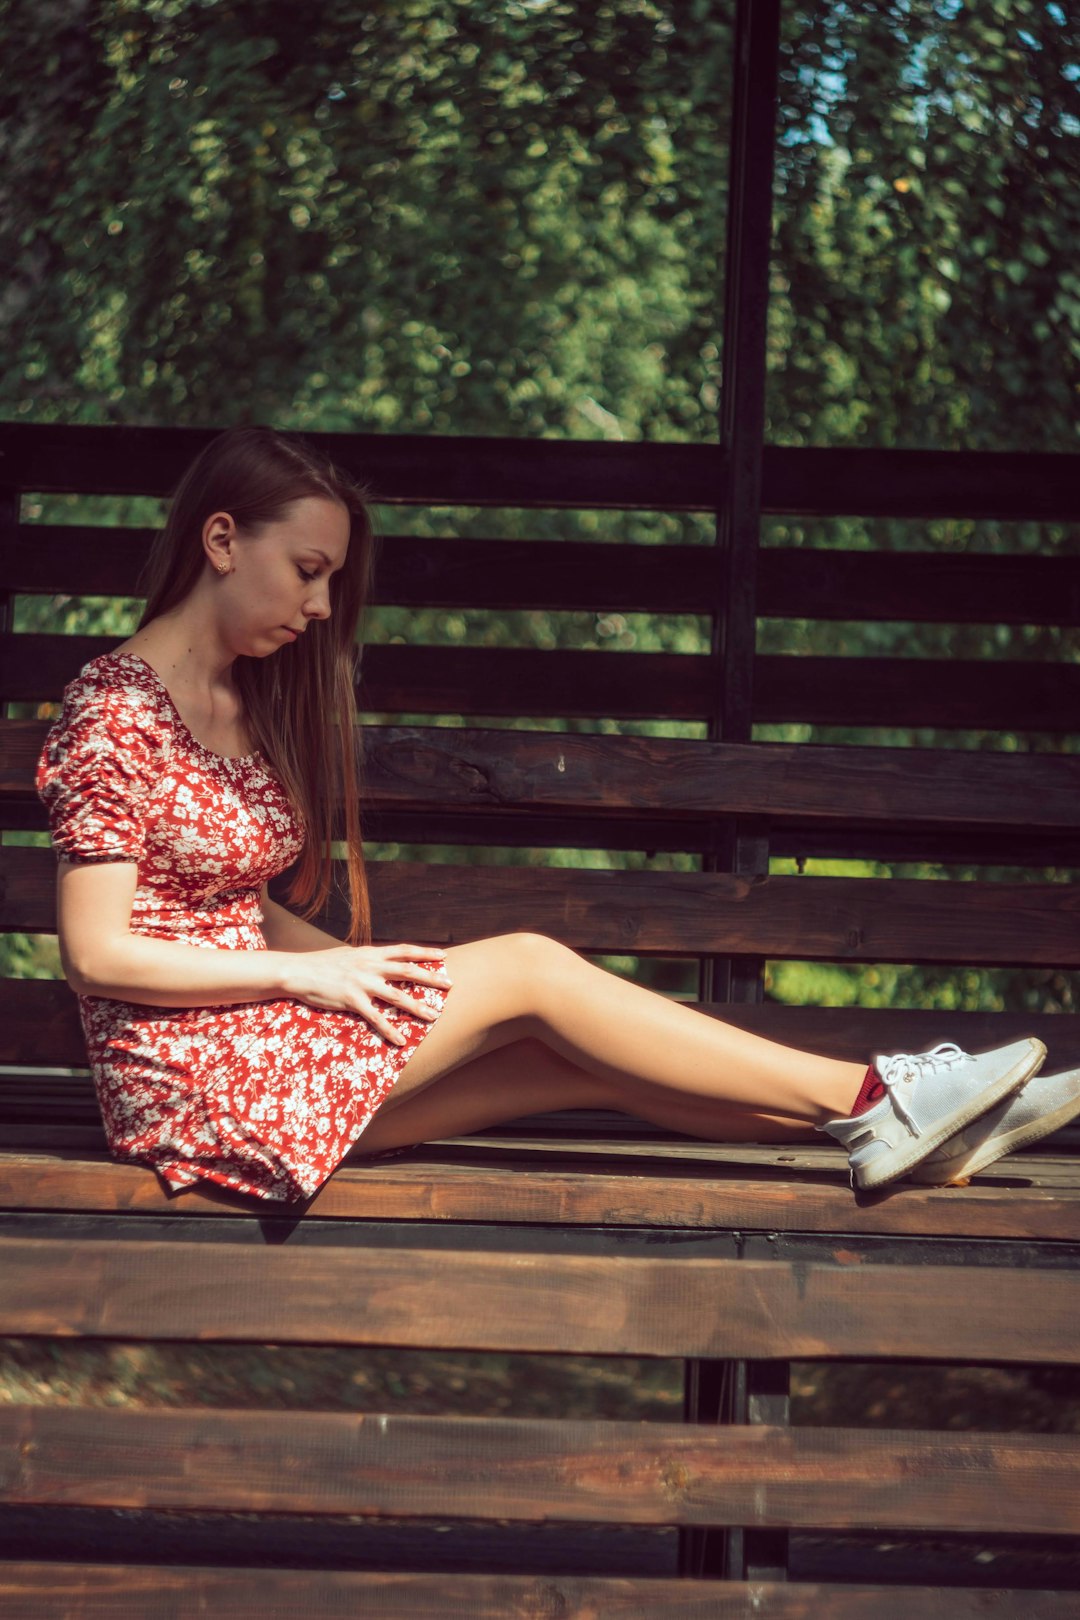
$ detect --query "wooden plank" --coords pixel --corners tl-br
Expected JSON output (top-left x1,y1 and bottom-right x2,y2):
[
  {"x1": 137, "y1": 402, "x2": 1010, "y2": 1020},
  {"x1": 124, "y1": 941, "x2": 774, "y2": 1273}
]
[
  {"x1": 1, "y1": 422, "x2": 722, "y2": 510},
  {"x1": 357, "y1": 645, "x2": 711, "y2": 722},
  {"x1": 15, "y1": 528, "x2": 715, "y2": 614},
  {"x1": 1, "y1": 1569, "x2": 1069, "y2": 1620},
  {"x1": 5, "y1": 980, "x2": 1080, "y2": 1080},
  {"x1": 3, "y1": 1145, "x2": 1080, "y2": 1240},
  {"x1": 2, "y1": 1239, "x2": 1080, "y2": 1361},
  {"x1": 759, "y1": 548, "x2": 1080, "y2": 627},
  {"x1": 755, "y1": 655, "x2": 1080, "y2": 731},
  {"x1": 0, "y1": 980, "x2": 82, "y2": 1066},
  {"x1": 761, "y1": 443, "x2": 1080, "y2": 522},
  {"x1": 8, "y1": 422, "x2": 1080, "y2": 521},
  {"x1": 15, "y1": 635, "x2": 1080, "y2": 730},
  {"x1": 348, "y1": 865, "x2": 1080, "y2": 964},
  {"x1": 0, "y1": 634, "x2": 712, "y2": 720},
  {"x1": 7, "y1": 845, "x2": 1080, "y2": 962},
  {"x1": 10, "y1": 717, "x2": 1080, "y2": 832},
  {"x1": 357, "y1": 726, "x2": 1080, "y2": 828},
  {"x1": 2, "y1": 1408, "x2": 1078, "y2": 1535},
  {"x1": 18, "y1": 530, "x2": 1080, "y2": 627}
]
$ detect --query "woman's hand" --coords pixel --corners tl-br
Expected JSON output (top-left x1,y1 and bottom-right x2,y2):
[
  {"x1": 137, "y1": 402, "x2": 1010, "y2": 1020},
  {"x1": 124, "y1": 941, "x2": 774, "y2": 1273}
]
[{"x1": 281, "y1": 942, "x2": 452, "y2": 1044}]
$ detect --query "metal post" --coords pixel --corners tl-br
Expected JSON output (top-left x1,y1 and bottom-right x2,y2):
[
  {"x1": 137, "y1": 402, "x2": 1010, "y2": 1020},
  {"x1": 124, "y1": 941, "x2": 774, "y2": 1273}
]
[{"x1": 682, "y1": 0, "x2": 785, "y2": 1581}]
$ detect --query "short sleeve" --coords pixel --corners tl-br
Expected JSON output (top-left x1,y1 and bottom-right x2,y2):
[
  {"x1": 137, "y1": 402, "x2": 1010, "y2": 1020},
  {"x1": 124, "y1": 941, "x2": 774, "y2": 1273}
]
[{"x1": 35, "y1": 670, "x2": 167, "y2": 866}]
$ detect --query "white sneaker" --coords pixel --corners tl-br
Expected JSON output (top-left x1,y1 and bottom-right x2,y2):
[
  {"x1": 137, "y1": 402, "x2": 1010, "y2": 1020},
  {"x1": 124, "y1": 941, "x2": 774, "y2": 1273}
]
[
  {"x1": 908, "y1": 1062, "x2": 1080, "y2": 1185},
  {"x1": 818, "y1": 1037, "x2": 1046, "y2": 1191}
]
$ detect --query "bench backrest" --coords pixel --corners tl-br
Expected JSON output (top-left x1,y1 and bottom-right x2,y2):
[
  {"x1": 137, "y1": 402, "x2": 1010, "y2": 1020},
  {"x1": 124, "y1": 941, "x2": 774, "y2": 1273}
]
[{"x1": 3, "y1": 424, "x2": 1080, "y2": 1610}]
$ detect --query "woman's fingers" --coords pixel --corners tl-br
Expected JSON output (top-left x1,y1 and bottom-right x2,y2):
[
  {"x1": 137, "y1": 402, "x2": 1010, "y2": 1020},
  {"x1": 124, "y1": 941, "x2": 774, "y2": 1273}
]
[
  {"x1": 372, "y1": 982, "x2": 442, "y2": 1021},
  {"x1": 379, "y1": 963, "x2": 452, "y2": 989},
  {"x1": 381, "y1": 942, "x2": 446, "y2": 961},
  {"x1": 361, "y1": 1001, "x2": 410, "y2": 1045}
]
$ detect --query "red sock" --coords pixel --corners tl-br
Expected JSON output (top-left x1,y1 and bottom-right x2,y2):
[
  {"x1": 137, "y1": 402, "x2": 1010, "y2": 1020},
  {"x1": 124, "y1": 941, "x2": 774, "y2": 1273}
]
[{"x1": 849, "y1": 1064, "x2": 885, "y2": 1116}]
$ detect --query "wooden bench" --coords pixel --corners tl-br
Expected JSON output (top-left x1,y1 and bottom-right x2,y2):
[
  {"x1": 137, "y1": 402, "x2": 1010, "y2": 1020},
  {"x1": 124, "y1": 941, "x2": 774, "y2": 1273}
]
[{"x1": 2, "y1": 423, "x2": 1079, "y2": 1614}]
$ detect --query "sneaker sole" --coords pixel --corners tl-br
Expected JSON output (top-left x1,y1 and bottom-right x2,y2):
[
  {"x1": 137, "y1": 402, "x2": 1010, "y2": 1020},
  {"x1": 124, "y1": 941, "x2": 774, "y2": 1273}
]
[
  {"x1": 855, "y1": 1038, "x2": 1046, "y2": 1191},
  {"x1": 909, "y1": 1079, "x2": 1080, "y2": 1186}
]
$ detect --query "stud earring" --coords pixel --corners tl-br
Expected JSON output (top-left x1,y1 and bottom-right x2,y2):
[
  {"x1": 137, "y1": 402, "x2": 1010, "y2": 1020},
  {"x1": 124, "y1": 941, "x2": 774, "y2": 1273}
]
[{"x1": 217, "y1": 562, "x2": 229, "y2": 574}]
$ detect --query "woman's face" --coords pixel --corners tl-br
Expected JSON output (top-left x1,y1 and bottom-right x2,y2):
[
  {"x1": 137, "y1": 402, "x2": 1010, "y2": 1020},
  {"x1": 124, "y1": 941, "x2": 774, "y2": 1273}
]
[{"x1": 208, "y1": 495, "x2": 352, "y2": 656}]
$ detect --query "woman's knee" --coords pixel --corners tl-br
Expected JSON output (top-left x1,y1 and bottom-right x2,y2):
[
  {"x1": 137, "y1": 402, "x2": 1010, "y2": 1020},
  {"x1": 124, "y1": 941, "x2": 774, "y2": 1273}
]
[
  {"x1": 447, "y1": 930, "x2": 577, "y2": 979},
  {"x1": 438, "y1": 932, "x2": 583, "y2": 1032}
]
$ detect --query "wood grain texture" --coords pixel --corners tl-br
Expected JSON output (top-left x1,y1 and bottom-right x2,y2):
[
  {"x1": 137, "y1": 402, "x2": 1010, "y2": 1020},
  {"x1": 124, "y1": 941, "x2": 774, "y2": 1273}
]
[
  {"x1": 351, "y1": 864, "x2": 1080, "y2": 964},
  {"x1": 15, "y1": 832, "x2": 1080, "y2": 970},
  {"x1": 3, "y1": 1239, "x2": 1079, "y2": 1362},
  {"x1": 758, "y1": 548, "x2": 1080, "y2": 627},
  {"x1": 9, "y1": 718, "x2": 1080, "y2": 831},
  {"x1": 2, "y1": 979, "x2": 1080, "y2": 1076},
  {"x1": 1, "y1": 1568, "x2": 1071, "y2": 1620},
  {"x1": 0, "y1": 634, "x2": 714, "y2": 719},
  {"x1": 2, "y1": 1408, "x2": 1078, "y2": 1534},
  {"x1": 10, "y1": 533, "x2": 1080, "y2": 659},
  {"x1": 7, "y1": 421, "x2": 1080, "y2": 520},
  {"x1": 11, "y1": 637, "x2": 1080, "y2": 729},
  {"x1": 1, "y1": 530, "x2": 715, "y2": 612},
  {"x1": 754, "y1": 655, "x2": 1080, "y2": 732},
  {"x1": 0, "y1": 422, "x2": 721, "y2": 509},
  {"x1": 15, "y1": 528, "x2": 1080, "y2": 625},
  {"x1": 7, "y1": 845, "x2": 1080, "y2": 961},
  {"x1": 3, "y1": 1147, "x2": 1080, "y2": 1240}
]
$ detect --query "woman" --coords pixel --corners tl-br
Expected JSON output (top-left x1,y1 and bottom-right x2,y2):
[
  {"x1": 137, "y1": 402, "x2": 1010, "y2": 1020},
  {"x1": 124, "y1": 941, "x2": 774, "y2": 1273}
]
[{"x1": 35, "y1": 426, "x2": 1080, "y2": 1206}]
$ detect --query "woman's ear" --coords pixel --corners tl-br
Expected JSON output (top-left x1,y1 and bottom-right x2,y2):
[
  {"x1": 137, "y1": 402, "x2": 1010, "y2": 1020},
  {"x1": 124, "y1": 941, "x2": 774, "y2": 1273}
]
[{"x1": 202, "y1": 511, "x2": 236, "y2": 574}]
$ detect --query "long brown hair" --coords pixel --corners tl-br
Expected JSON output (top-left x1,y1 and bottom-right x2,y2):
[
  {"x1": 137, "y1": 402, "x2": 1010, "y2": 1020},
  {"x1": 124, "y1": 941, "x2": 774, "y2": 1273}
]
[{"x1": 136, "y1": 426, "x2": 377, "y2": 945}]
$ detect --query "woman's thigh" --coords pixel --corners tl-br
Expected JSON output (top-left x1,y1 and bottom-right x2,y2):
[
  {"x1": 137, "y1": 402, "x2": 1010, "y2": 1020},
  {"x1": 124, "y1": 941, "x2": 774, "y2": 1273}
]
[
  {"x1": 356, "y1": 1036, "x2": 615, "y2": 1155},
  {"x1": 378, "y1": 931, "x2": 572, "y2": 1106}
]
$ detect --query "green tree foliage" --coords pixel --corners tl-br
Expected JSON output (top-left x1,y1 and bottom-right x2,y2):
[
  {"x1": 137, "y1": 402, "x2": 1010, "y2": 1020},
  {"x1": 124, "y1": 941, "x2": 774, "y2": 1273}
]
[
  {"x1": 2, "y1": 0, "x2": 732, "y2": 439},
  {"x1": 771, "y1": 0, "x2": 1080, "y2": 451}
]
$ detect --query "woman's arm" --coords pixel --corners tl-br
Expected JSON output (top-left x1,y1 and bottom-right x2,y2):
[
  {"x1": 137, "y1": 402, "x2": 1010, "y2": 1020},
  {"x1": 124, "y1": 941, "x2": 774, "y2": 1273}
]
[
  {"x1": 259, "y1": 884, "x2": 344, "y2": 953},
  {"x1": 57, "y1": 861, "x2": 298, "y2": 1006},
  {"x1": 56, "y1": 862, "x2": 448, "y2": 1043}
]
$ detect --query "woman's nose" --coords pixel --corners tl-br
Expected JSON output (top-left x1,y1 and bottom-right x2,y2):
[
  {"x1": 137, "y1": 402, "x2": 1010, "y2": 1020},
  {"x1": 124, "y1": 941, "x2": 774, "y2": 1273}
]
[{"x1": 304, "y1": 582, "x2": 332, "y2": 619}]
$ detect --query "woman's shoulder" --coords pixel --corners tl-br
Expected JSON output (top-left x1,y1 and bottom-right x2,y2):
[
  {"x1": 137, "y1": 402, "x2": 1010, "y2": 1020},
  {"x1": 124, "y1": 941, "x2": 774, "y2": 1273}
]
[
  {"x1": 52, "y1": 652, "x2": 175, "y2": 746},
  {"x1": 68, "y1": 649, "x2": 163, "y2": 699}
]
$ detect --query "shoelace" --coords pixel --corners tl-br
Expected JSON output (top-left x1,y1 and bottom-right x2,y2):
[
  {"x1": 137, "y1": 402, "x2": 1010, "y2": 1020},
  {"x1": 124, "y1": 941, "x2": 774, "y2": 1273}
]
[{"x1": 876, "y1": 1042, "x2": 972, "y2": 1135}]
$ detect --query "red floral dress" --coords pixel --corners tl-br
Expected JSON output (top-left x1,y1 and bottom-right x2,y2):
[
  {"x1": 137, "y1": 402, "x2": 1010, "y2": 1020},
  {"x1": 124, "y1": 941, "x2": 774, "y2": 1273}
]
[{"x1": 35, "y1": 651, "x2": 451, "y2": 1206}]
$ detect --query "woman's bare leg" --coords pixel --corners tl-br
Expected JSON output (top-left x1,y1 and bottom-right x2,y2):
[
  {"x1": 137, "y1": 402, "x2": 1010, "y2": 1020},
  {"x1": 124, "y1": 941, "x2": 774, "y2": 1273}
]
[
  {"x1": 375, "y1": 932, "x2": 863, "y2": 1128},
  {"x1": 357, "y1": 1035, "x2": 818, "y2": 1157}
]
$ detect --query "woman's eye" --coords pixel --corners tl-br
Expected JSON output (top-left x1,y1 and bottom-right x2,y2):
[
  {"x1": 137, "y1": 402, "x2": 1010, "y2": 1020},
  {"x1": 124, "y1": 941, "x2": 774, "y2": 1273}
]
[{"x1": 298, "y1": 567, "x2": 317, "y2": 582}]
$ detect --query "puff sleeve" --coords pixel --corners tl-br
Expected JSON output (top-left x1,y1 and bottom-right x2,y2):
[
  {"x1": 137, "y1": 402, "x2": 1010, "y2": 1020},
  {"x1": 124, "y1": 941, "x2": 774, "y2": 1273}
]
[{"x1": 35, "y1": 670, "x2": 168, "y2": 866}]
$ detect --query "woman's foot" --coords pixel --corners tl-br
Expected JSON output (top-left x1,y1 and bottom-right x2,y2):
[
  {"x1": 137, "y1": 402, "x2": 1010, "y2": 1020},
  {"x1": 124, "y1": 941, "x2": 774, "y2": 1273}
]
[
  {"x1": 817, "y1": 1037, "x2": 1046, "y2": 1191},
  {"x1": 907, "y1": 1062, "x2": 1080, "y2": 1185}
]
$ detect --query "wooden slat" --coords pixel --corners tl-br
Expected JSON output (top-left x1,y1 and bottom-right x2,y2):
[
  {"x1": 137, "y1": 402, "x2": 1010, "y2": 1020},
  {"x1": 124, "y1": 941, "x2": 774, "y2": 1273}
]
[
  {"x1": 759, "y1": 549, "x2": 1080, "y2": 627},
  {"x1": 3, "y1": 1239, "x2": 1079, "y2": 1361},
  {"x1": 368, "y1": 645, "x2": 692, "y2": 722},
  {"x1": 15, "y1": 528, "x2": 715, "y2": 614},
  {"x1": 7, "y1": 423, "x2": 1080, "y2": 521},
  {"x1": 12, "y1": 529, "x2": 1080, "y2": 627},
  {"x1": 0, "y1": 634, "x2": 712, "y2": 720},
  {"x1": 1, "y1": 423, "x2": 722, "y2": 510},
  {"x1": 11, "y1": 633, "x2": 1080, "y2": 730},
  {"x1": 337, "y1": 864, "x2": 1080, "y2": 963},
  {"x1": 4, "y1": 979, "x2": 1080, "y2": 1078},
  {"x1": 378, "y1": 535, "x2": 701, "y2": 613},
  {"x1": 356, "y1": 726, "x2": 1080, "y2": 828},
  {"x1": 2, "y1": 1407, "x2": 1077, "y2": 1534},
  {"x1": 761, "y1": 443, "x2": 1080, "y2": 522},
  {"x1": 3, "y1": 1145, "x2": 1080, "y2": 1240},
  {"x1": 755, "y1": 655, "x2": 1080, "y2": 731},
  {"x1": 5, "y1": 846, "x2": 1080, "y2": 962},
  {"x1": 1, "y1": 1569, "x2": 1068, "y2": 1620},
  {"x1": 0, "y1": 980, "x2": 83, "y2": 1066},
  {"x1": 9, "y1": 718, "x2": 1080, "y2": 832}
]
